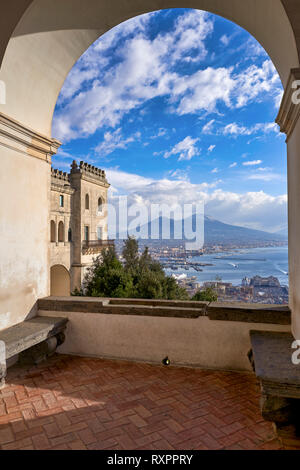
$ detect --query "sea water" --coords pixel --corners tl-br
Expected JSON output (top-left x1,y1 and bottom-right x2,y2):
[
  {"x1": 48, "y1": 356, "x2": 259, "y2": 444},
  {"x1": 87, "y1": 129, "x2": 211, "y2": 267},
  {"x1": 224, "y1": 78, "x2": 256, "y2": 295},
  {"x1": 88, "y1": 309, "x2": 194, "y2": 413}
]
[{"x1": 164, "y1": 246, "x2": 289, "y2": 286}]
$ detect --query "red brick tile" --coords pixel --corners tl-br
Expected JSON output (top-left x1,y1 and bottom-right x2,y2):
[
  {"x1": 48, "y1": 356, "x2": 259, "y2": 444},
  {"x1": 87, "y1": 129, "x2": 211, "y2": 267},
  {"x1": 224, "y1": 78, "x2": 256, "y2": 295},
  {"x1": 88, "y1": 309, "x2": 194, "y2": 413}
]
[
  {"x1": 32, "y1": 433, "x2": 50, "y2": 450},
  {"x1": 0, "y1": 354, "x2": 282, "y2": 451},
  {"x1": 77, "y1": 428, "x2": 97, "y2": 445},
  {"x1": 129, "y1": 414, "x2": 147, "y2": 428},
  {"x1": 0, "y1": 427, "x2": 14, "y2": 445},
  {"x1": 44, "y1": 422, "x2": 61, "y2": 438},
  {"x1": 165, "y1": 418, "x2": 184, "y2": 433},
  {"x1": 68, "y1": 439, "x2": 87, "y2": 450}
]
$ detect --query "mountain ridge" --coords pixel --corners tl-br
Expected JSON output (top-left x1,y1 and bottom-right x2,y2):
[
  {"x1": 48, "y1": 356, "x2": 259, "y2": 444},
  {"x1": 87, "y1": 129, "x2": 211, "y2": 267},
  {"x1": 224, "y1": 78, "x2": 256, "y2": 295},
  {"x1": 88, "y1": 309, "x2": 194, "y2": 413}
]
[{"x1": 116, "y1": 215, "x2": 287, "y2": 244}]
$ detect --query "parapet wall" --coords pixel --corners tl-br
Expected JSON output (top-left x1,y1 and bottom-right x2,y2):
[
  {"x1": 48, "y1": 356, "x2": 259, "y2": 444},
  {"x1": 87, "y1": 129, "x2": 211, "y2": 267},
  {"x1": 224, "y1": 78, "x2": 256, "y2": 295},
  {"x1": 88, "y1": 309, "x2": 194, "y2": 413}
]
[
  {"x1": 51, "y1": 168, "x2": 70, "y2": 183},
  {"x1": 70, "y1": 160, "x2": 108, "y2": 184},
  {"x1": 38, "y1": 297, "x2": 291, "y2": 372}
]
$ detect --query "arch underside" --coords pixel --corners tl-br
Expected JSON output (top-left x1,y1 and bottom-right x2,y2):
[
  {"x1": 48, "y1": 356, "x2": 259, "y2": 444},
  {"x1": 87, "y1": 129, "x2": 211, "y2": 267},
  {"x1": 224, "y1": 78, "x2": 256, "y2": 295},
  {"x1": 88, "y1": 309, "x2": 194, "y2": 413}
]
[
  {"x1": 50, "y1": 264, "x2": 70, "y2": 296},
  {"x1": 0, "y1": 0, "x2": 299, "y2": 137}
]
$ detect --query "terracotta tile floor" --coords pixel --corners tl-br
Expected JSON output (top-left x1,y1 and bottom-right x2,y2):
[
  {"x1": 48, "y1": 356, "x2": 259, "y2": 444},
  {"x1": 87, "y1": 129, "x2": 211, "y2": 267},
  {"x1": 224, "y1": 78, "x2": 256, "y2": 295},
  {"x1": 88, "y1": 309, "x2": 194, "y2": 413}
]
[{"x1": 0, "y1": 354, "x2": 283, "y2": 450}]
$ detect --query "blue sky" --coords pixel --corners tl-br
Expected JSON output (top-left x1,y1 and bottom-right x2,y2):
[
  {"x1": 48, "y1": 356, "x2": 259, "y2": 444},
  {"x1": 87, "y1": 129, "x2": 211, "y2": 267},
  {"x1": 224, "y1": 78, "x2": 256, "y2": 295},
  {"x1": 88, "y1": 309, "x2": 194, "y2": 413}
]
[{"x1": 52, "y1": 8, "x2": 287, "y2": 233}]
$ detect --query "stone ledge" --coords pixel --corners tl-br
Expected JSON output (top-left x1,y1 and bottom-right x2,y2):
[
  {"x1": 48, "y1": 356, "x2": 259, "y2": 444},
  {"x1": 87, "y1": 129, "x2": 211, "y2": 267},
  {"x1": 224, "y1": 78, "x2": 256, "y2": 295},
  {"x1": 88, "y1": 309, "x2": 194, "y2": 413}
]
[
  {"x1": 108, "y1": 298, "x2": 208, "y2": 309},
  {"x1": 38, "y1": 297, "x2": 207, "y2": 318},
  {"x1": 0, "y1": 111, "x2": 61, "y2": 162},
  {"x1": 249, "y1": 330, "x2": 300, "y2": 447},
  {"x1": 208, "y1": 303, "x2": 291, "y2": 325},
  {"x1": 0, "y1": 316, "x2": 68, "y2": 359},
  {"x1": 250, "y1": 330, "x2": 300, "y2": 396},
  {"x1": 38, "y1": 297, "x2": 291, "y2": 324}
]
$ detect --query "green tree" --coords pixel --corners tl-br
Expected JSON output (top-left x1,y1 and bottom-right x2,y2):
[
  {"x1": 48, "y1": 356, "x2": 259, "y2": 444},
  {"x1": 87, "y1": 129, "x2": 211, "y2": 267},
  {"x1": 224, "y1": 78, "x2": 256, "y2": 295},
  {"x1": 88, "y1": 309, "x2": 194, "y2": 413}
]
[
  {"x1": 122, "y1": 236, "x2": 139, "y2": 272},
  {"x1": 82, "y1": 238, "x2": 189, "y2": 300},
  {"x1": 83, "y1": 246, "x2": 134, "y2": 298},
  {"x1": 192, "y1": 288, "x2": 218, "y2": 302}
]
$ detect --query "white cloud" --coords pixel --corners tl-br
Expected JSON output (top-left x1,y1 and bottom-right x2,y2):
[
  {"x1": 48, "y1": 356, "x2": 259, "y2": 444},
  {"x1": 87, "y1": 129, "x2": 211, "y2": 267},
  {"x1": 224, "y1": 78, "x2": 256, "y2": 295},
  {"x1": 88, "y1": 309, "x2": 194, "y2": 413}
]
[
  {"x1": 208, "y1": 145, "x2": 216, "y2": 152},
  {"x1": 150, "y1": 128, "x2": 167, "y2": 139},
  {"x1": 220, "y1": 34, "x2": 230, "y2": 46},
  {"x1": 229, "y1": 162, "x2": 237, "y2": 168},
  {"x1": 244, "y1": 37, "x2": 268, "y2": 58},
  {"x1": 223, "y1": 122, "x2": 279, "y2": 137},
  {"x1": 53, "y1": 10, "x2": 216, "y2": 142},
  {"x1": 211, "y1": 168, "x2": 219, "y2": 173},
  {"x1": 168, "y1": 169, "x2": 190, "y2": 181},
  {"x1": 164, "y1": 136, "x2": 200, "y2": 161},
  {"x1": 247, "y1": 167, "x2": 284, "y2": 181},
  {"x1": 171, "y1": 67, "x2": 235, "y2": 115},
  {"x1": 223, "y1": 123, "x2": 250, "y2": 136},
  {"x1": 105, "y1": 168, "x2": 287, "y2": 233},
  {"x1": 52, "y1": 10, "x2": 282, "y2": 143},
  {"x1": 95, "y1": 128, "x2": 141, "y2": 156},
  {"x1": 233, "y1": 60, "x2": 281, "y2": 108},
  {"x1": 243, "y1": 160, "x2": 262, "y2": 166},
  {"x1": 202, "y1": 119, "x2": 215, "y2": 134}
]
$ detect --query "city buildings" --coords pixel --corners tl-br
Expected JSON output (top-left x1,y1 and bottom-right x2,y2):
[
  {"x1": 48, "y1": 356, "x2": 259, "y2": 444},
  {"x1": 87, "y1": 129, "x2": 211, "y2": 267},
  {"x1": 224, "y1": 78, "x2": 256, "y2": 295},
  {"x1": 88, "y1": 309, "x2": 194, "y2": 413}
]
[{"x1": 201, "y1": 277, "x2": 289, "y2": 304}]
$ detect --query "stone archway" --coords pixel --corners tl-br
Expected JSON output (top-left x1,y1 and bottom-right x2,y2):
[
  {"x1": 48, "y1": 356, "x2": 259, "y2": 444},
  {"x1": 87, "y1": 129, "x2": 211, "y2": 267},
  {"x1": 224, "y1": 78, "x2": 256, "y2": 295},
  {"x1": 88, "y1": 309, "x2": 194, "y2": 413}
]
[
  {"x1": 50, "y1": 264, "x2": 70, "y2": 296},
  {"x1": 0, "y1": 0, "x2": 300, "y2": 334}
]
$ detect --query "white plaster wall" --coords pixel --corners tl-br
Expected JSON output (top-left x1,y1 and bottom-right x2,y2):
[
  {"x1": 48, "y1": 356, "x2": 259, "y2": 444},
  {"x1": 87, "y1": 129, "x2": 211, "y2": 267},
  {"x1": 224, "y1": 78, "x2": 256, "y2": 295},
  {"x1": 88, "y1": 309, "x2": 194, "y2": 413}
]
[
  {"x1": 287, "y1": 118, "x2": 300, "y2": 340},
  {"x1": 0, "y1": 148, "x2": 50, "y2": 330},
  {"x1": 38, "y1": 310, "x2": 290, "y2": 371},
  {"x1": 50, "y1": 244, "x2": 71, "y2": 271}
]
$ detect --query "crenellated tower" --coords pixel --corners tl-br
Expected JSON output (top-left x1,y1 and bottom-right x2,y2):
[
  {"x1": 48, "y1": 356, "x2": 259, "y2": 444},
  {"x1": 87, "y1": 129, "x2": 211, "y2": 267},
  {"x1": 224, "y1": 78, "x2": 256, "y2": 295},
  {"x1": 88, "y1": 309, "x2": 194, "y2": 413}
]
[{"x1": 50, "y1": 160, "x2": 112, "y2": 293}]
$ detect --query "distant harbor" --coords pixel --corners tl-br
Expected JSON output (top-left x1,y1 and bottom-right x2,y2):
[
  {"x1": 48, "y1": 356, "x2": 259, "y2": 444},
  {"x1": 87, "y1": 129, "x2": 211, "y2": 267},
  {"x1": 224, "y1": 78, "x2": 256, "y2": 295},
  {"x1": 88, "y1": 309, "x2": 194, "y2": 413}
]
[{"x1": 163, "y1": 246, "x2": 289, "y2": 287}]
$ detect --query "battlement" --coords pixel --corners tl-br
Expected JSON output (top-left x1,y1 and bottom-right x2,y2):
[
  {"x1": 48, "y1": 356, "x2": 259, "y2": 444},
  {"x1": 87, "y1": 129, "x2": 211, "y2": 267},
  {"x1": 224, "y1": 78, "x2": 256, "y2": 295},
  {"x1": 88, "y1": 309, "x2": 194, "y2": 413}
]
[
  {"x1": 70, "y1": 160, "x2": 107, "y2": 181},
  {"x1": 51, "y1": 167, "x2": 70, "y2": 183}
]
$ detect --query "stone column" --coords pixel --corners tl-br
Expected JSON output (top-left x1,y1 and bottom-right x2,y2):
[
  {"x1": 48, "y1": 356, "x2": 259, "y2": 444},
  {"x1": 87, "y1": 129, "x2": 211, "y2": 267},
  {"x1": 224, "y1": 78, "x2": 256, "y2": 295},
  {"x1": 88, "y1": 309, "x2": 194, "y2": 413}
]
[
  {"x1": 0, "y1": 112, "x2": 61, "y2": 330},
  {"x1": 276, "y1": 68, "x2": 300, "y2": 340}
]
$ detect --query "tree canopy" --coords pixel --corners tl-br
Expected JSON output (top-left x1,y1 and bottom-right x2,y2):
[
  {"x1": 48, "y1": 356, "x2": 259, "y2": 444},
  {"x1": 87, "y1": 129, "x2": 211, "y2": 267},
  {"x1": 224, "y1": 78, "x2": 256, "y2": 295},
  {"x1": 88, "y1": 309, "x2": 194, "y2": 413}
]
[{"x1": 82, "y1": 237, "x2": 189, "y2": 300}]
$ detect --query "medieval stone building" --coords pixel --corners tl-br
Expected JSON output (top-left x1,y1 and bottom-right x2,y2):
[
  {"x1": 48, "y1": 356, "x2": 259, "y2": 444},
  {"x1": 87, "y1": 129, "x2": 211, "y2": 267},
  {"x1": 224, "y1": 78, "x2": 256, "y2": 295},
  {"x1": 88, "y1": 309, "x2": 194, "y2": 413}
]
[{"x1": 50, "y1": 161, "x2": 113, "y2": 295}]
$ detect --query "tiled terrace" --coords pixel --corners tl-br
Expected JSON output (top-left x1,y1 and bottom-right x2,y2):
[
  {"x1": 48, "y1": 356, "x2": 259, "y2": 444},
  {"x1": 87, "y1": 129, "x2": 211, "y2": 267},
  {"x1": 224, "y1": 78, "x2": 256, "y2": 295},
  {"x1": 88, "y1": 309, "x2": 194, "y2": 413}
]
[{"x1": 0, "y1": 354, "x2": 283, "y2": 450}]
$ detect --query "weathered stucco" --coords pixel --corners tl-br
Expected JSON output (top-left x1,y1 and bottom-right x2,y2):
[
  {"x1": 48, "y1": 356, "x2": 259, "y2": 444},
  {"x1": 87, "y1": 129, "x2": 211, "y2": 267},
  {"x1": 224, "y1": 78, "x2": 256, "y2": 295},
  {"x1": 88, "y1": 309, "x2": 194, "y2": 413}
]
[
  {"x1": 0, "y1": 145, "x2": 50, "y2": 329},
  {"x1": 38, "y1": 308, "x2": 291, "y2": 372}
]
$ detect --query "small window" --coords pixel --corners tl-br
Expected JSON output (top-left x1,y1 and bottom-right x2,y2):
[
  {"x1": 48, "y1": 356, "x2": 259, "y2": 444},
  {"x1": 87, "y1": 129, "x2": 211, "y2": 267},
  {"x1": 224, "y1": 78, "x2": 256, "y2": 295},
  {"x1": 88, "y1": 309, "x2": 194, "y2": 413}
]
[
  {"x1": 98, "y1": 197, "x2": 103, "y2": 213},
  {"x1": 84, "y1": 226, "x2": 89, "y2": 241},
  {"x1": 85, "y1": 194, "x2": 89, "y2": 210},
  {"x1": 97, "y1": 226, "x2": 103, "y2": 240},
  {"x1": 58, "y1": 221, "x2": 64, "y2": 242},
  {"x1": 68, "y1": 228, "x2": 72, "y2": 242},
  {"x1": 59, "y1": 195, "x2": 64, "y2": 207}
]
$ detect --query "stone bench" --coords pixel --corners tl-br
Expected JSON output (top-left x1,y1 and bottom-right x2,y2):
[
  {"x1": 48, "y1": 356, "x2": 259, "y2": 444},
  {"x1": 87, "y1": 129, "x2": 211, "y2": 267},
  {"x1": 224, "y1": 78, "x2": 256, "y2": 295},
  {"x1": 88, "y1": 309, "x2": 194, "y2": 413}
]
[
  {"x1": 0, "y1": 316, "x2": 68, "y2": 387},
  {"x1": 249, "y1": 330, "x2": 300, "y2": 448}
]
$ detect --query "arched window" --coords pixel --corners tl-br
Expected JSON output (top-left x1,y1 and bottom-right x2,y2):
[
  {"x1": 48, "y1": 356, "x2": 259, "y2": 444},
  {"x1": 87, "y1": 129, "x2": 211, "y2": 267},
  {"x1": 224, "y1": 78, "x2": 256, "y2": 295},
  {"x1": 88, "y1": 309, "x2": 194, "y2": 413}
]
[
  {"x1": 98, "y1": 197, "x2": 103, "y2": 213},
  {"x1": 50, "y1": 220, "x2": 56, "y2": 242},
  {"x1": 58, "y1": 221, "x2": 64, "y2": 242},
  {"x1": 68, "y1": 228, "x2": 72, "y2": 242},
  {"x1": 85, "y1": 194, "x2": 89, "y2": 210}
]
